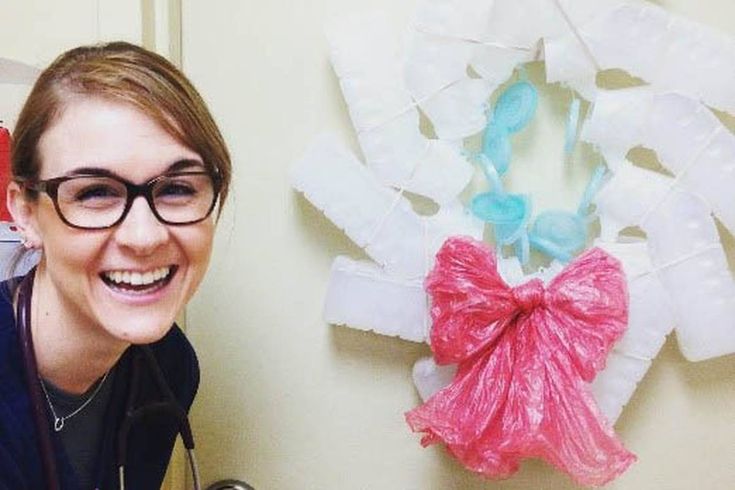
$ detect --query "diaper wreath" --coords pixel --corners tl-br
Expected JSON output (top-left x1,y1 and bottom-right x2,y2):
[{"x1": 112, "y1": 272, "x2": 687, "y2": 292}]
[
  {"x1": 400, "y1": 78, "x2": 636, "y2": 486},
  {"x1": 291, "y1": 0, "x2": 735, "y2": 486}
]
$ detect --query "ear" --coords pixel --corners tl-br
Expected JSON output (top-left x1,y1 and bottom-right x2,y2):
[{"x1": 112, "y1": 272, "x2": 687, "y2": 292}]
[{"x1": 7, "y1": 182, "x2": 42, "y2": 249}]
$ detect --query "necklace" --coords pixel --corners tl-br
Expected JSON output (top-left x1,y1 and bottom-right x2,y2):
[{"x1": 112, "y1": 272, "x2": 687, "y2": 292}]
[{"x1": 39, "y1": 371, "x2": 110, "y2": 432}]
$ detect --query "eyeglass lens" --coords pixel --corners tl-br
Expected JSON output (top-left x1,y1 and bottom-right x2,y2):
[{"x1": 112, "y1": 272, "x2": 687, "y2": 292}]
[{"x1": 55, "y1": 174, "x2": 216, "y2": 228}]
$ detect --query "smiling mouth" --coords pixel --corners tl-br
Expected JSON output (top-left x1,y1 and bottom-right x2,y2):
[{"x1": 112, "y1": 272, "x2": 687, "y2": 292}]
[{"x1": 100, "y1": 265, "x2": 178, "y2": 293}]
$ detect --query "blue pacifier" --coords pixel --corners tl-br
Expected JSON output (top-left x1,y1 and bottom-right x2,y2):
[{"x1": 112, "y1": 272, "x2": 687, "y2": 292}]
[
  {"x1": 470, "y1": 155, "x2": 531, "y2": 260},
  {"x1": 470, "y1": 75, "x2": 604, "y2": 266},
  {"x1": 481, "y1": 81, "x2": 538, "y2": 175},
  {"x1": 492, "y1": 80, "x2": 538, "y2": 133},
  {"x1": 527, "y1": 165, "x2": 608, "y2": 263}
]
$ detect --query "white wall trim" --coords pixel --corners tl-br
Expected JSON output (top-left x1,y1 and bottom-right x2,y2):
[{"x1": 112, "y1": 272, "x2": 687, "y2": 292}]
[{"x1": 141, "y1": 0, "x2": 182, "y2": 66}]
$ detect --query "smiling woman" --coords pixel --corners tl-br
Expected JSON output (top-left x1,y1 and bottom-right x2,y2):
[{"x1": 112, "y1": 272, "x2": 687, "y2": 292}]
[{"x1": 0, "y1": 42, "x2": 230, "y2": 490}]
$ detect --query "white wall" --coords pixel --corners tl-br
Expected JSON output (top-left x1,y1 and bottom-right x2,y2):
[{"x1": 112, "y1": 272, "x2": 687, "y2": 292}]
[
  {"x1": 0, "y1": 0, "x2": 143, "y2": 129},
  {"x1": 181, "y1": 1, "x2": 735, "y2": 489}
]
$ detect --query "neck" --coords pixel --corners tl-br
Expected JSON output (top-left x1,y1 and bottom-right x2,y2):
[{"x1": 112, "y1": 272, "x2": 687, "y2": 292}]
[{"x1": 28, "y1": 264, "x2": 130, "y2": 395}]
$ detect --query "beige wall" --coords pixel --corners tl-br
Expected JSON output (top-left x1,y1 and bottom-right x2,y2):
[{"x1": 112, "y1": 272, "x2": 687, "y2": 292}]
[{"x1": 178, "y1": 1, "x2": 735, "y2": 489}]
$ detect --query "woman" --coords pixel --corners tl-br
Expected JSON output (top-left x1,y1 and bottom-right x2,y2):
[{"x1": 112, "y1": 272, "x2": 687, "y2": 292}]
[{"x1": 0, "y1": 41, "x2": 231, "y2": 489}]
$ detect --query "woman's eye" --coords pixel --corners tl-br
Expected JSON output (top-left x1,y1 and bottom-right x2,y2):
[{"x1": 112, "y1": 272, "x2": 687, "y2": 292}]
[
  {"x1": 75, "y1": 185, "x2": 122, "y2": 202},
  {"x1": 157, "y1": 182, "x2": 197, "y2": 198}
]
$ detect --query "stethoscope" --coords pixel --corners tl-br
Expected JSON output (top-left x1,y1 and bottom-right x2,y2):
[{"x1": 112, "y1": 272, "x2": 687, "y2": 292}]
[{"x1": 15, "y1": 269, "x2": 203, "y2": 490}]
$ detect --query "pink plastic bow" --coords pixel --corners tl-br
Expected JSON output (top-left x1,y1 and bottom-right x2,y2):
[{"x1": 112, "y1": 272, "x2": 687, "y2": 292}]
[{"x1": 406, "y1": 236, "x2": 636, "y2": 486}]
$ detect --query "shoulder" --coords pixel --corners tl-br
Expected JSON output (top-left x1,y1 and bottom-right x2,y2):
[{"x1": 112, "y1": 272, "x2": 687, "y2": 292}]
[
  {"x1": 0, "y1": 278, "x2": 18, "y2": 341},
  {"x1": 0, "y1": 278, "x2": 42, "y2": 488},
  {"x1": 147, "y1": 325, "x2": 200, "y2": 410},
  {"x1": 0, "y1": 277, "x2": 22, "y2": 383}
]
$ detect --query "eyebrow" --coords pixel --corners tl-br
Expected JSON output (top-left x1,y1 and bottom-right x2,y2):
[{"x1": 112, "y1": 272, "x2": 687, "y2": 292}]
[{"x1": 65, "y1": 159, "x2": 206, "y2": 179}]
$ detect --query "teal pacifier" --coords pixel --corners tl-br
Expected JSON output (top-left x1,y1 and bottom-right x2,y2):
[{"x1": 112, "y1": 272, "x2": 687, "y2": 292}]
[
  {"x1": 492, "y1": 80, "x2": 538, "y2": 133},
  {"x1": 527, "y1": 165, "x2": 608, "y2": 263},
  {"x1": 481, "y1": 123, "x2": 511, "y2": 175},
  {"x1": 471, "y1": 76, "x2": 603, "y2": 266},
  {"x1": 470, "y1": 155, "x2": 531, "y2": 261},
  {"x1": 481, "y1": 81, "x2": 538, "y2": 175},
  {"x1": 528, "y1": 211, "x2": 586, "y2": 263}
]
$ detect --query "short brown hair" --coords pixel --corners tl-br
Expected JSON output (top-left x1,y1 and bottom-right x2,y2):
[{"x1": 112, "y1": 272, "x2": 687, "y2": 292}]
[{"x1": 12, "y1": 41, "x2": 231, "y2": 206}]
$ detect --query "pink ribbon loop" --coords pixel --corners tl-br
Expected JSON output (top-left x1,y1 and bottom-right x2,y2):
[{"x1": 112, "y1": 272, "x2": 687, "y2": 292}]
[{"x1": 406, "y1": 236, "x2": 636, "y2": 487}]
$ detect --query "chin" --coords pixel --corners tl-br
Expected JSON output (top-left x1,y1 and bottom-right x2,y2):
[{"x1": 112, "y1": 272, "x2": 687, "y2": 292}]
[{"x1": 106, "y1": 317, "x2": 178, "y2": 345}]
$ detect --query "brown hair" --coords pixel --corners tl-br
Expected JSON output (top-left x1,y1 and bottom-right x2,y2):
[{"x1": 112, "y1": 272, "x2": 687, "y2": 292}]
[{"x1": 12, "y1": 41, "x2": 231, "y2": 205}]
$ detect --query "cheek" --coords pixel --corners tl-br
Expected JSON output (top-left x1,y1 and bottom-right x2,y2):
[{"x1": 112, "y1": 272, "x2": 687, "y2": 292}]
[
  {"x1": 45, "y1": 236, "x2": 108, "y2": 282},
  {"x1": 179, "y1": 223, "x2": 215, "y2": 280},
  {"x1": 38, "y1": 210, "x2": 108, "y2": 272}
]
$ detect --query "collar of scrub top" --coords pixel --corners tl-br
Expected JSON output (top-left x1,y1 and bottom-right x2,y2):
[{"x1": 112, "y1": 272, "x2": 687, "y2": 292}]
[{"x1": 468, "y1": 78, "x2": 605, "y2": 265}]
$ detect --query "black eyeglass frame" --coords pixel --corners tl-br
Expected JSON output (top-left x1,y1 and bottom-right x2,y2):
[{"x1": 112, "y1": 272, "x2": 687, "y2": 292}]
[{"x1": 21, "y1": 170, "x2": 223, "y2": 230}]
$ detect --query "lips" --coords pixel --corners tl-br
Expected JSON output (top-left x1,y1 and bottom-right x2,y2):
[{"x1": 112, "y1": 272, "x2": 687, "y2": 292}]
[{"x1": 100, "y1": 265, "x2": 178, "y2": 292}]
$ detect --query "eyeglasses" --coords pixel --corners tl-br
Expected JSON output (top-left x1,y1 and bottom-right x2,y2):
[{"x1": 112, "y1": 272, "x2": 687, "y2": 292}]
[{"x1": 23, "y1": 171, "x2": 221, "y2": 230}]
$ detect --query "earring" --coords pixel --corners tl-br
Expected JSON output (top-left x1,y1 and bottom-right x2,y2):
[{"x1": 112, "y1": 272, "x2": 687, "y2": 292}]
[{"x1": 19, "y1": 234, "x2": 36, "y2": 250}]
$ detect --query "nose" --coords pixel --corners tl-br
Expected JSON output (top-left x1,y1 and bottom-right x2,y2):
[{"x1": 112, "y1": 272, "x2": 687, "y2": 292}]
[{"x1": 113, "y1": 196, "x2": 168, "y2": 255}]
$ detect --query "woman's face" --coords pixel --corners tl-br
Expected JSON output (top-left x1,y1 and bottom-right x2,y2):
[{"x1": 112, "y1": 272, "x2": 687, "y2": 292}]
[{"x1": 24, "y1": 96, "x2": 215, "y2": 345}]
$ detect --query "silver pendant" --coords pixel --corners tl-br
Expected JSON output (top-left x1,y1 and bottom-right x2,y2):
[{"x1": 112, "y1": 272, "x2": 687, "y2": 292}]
[{"x1": 54, "y1": 416, "x2": 64, "y2": 432}]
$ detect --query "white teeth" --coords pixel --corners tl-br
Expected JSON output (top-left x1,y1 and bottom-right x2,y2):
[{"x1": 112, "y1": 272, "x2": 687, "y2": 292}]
[{"x1": 104, "y1": 267, "x2": 172, "y2": 286}]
